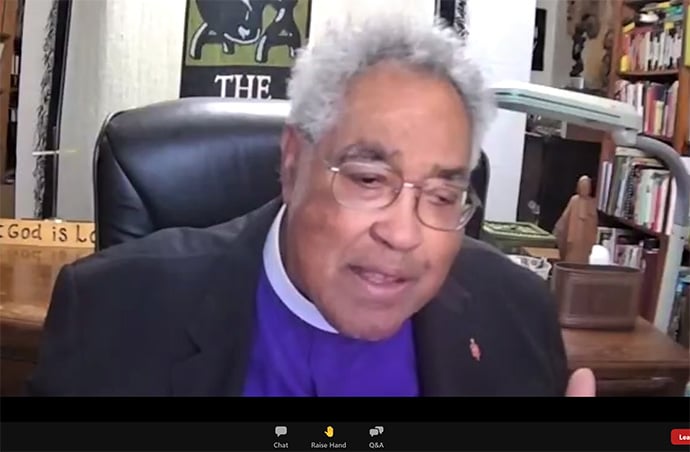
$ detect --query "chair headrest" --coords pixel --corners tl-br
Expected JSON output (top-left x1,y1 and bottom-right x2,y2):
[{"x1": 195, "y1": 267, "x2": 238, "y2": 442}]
[{"x1": 94, "y1": 98, "x2": 289, "y2": 249}]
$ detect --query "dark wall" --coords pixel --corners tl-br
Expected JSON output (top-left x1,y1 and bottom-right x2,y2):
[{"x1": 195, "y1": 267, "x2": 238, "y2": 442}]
[{"x1": 517, "y1": 134, "x2": 601, "y2": 233}]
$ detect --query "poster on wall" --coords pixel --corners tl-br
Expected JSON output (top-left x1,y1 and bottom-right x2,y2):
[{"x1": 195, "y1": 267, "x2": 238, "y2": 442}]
[
  {"x1": 532, "y1": 8, "x2": 546, "y2": 71},
  {"x1": 436, "y1": 0, "x2": 468, "y2": 34},
  {"x1": 179, "y1": 0, "x2": 312, "y2": 99}
]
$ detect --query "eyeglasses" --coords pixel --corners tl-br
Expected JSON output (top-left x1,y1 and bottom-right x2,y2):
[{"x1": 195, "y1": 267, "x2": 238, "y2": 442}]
[{"x1": 326, "y1": 160, "x2": 481, "y2": 231}]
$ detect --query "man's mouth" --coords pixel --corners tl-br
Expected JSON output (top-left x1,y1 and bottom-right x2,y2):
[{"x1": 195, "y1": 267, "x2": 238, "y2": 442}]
[
  {"x1": 348, "y1": 265, "x2": 415, "y2": 286},
  {"x1": 350, "y1": 265, "x2": 409, "y2": 284}
]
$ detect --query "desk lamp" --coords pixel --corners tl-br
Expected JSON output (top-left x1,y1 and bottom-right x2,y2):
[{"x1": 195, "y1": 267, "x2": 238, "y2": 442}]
[{"x1": 491, "y1": 81, "x2": 690, "y2": 331}]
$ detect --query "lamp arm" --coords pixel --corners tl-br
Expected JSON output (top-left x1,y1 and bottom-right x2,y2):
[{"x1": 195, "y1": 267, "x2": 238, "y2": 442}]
[
  {"x1": 628, "y1": 134, "x2": 690, "y2": 227},
  {"x1": 612, "y1": 131, "x2": 690, "y2": 331}
]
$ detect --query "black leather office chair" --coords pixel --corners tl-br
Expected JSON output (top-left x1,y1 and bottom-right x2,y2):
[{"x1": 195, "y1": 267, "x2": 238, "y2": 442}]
[{"x1": 93, "y1": 97, "x2": 490, "y2": 251}]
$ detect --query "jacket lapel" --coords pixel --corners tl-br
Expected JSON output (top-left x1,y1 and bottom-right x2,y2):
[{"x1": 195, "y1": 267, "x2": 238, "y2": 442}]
[
  {"x1": 413, "y1": 255, "x2": 489, "y2": 396},
  {"x1": 171, "y1": 199, "x2": 282, "y2": 396}
]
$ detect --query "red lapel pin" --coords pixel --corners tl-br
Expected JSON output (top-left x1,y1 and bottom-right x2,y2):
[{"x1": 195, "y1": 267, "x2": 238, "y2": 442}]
[{"x1": 469, "y1": 338, "x2": 481, "y2": 362}]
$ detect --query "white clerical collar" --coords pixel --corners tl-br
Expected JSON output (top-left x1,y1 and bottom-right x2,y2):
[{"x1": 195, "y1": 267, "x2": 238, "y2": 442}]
[{"x1": 263, "y1": 204, "x2": 339, "y2": 334}]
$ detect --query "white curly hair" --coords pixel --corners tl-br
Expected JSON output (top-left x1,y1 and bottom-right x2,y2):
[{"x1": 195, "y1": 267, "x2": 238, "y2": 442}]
[{"x1": 285, "y1": 13, "x2": 496, "y2": 169}]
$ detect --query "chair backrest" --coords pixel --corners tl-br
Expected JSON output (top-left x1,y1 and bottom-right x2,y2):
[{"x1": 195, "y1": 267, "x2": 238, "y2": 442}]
[
  {"x1": 93, "y1": 97, "x2": 490, "y2": 250},
  {"x1": 467, "y1": 150, "x2": 490, "y2": 240}
]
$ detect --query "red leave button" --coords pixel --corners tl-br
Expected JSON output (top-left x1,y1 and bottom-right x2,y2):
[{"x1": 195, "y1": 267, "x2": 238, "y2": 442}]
[{"x1": 671, "y1": 429, "x2": 690, "y2": 445}]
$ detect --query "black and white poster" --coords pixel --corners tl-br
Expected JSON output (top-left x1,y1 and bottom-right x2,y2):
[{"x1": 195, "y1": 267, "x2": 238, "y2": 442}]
[
  {"x1": 180, "y1": 0, "x2": 312, "y2": 99},
  {"x1": 436, "y1": 0, "x2": 468, "y2": 35},
  {"x1": 532, "y1": 8, "x2": 546, "y2": 71}
]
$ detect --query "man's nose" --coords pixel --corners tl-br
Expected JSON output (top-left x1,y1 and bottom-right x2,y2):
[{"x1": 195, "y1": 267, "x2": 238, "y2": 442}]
[{"x1": 370, "y1": 187, "x2": 423, "y2": 252}]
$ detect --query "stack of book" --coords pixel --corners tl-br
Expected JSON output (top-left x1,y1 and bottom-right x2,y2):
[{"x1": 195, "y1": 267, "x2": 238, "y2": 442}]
[
  {"x1": 598, "y1": 146, "x2": 674, "y2": 234},
  {"x1": 619, "y1": 0, "x2": 685, "y2": 72},
  {"x1": 613, "y1": 79, "x2": 678, "y2": 139}
]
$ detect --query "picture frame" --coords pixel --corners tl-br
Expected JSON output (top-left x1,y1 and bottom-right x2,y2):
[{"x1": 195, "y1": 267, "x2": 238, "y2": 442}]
[{"x1": 532, "y1": 8, "x2": 546, "y2": 71}]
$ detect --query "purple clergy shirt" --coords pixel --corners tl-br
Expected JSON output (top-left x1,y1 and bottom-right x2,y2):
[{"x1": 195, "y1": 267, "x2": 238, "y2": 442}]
[{"x1": 242, "y1": 269, "x2": 420, "y2": 396}]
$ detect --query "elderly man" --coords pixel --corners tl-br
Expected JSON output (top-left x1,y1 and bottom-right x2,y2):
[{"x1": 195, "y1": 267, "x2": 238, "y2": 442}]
[{"x1": 28, "y1": 15, "x2": 595, "y2": 396}]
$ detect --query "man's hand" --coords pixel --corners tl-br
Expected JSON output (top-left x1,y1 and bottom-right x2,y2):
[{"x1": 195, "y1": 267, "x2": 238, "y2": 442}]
[{"x1": 565, "y1": 368, "x2": 596, "y2": 396}]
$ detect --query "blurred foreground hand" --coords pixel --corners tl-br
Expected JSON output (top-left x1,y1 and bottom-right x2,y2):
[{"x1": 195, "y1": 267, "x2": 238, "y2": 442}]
[{"x1": 566, "y1": 368, "x2": 596, "y2": 396}]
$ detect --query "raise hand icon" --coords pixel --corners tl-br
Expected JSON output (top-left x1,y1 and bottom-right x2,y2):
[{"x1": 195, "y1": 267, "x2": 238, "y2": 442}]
[{"x1": 324, "y1": 426, "x2": 334, "y2": 438}]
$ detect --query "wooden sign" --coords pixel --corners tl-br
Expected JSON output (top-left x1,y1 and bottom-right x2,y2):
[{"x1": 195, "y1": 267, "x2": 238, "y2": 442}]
[
  {"x1": 0, "y1": 219, "x2": 95, "y2": 249},
  {"x1": 0, "y1": 244, "x2": 92, "y2": 265}
]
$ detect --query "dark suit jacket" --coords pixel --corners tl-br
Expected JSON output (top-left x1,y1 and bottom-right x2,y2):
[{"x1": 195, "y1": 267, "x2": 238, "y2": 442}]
[{"x1": 28, "y1": 199, "x2": 569, "y2": 396}]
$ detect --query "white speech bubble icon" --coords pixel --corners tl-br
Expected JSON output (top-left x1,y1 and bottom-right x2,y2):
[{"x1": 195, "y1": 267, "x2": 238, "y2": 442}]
[
  {"x1": 275, "y1": 426, "x2": 287, "y2": 437},
  {"x1": 369, "y1": 426, "x2": 384, "y2": 437}
]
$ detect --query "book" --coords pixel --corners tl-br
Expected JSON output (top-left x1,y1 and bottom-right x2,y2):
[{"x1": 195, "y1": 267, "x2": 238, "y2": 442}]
[
  {"x1": 620, "y1": 2, "x2": 686, "y2": 72},
  {"x1": 598, "y1": 147, "x2": 672, "y2": 233},
  {"x1": 613, "y1": 79, "x2": 679, "y2": 138}
]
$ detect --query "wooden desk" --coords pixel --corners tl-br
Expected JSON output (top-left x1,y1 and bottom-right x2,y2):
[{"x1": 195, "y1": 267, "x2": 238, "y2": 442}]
[
  {"x1": 0, "y1": 245, "x2": 92, "y2": 395},
  {"x1": 521, "y1": 246, "x2": 561, "y2": 262},
  {"x1": 563, "y1": 317, "x2": 690, "y2": 396},
  {"x1": 1, "y1": 245, "x2": 688, "y2": 396}
]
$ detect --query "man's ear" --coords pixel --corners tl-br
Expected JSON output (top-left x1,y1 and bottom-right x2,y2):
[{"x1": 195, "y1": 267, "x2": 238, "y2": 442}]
[{"x1": 280, "y1": 125, "x2": 302, "y2": 203}]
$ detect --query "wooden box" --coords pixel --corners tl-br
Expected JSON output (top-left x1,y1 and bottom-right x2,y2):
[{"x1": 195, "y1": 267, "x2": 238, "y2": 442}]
[{"x1": 552, "y1": 262, "x2": 643, "y2": 330}]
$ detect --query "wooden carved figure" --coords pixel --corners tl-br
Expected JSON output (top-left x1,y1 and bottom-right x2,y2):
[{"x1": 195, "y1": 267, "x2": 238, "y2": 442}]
[{"x1": 553, "y1": 175, "x2": 599, "y2": 263}]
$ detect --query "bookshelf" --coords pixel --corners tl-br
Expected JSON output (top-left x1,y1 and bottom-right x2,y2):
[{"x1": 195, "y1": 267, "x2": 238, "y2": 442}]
[
  {"x1": 0, "y1": 0, "x2": 20, "y2": 218},
  {"x1": 597, "y1": 0, "x2": 690, "y2": 330}
]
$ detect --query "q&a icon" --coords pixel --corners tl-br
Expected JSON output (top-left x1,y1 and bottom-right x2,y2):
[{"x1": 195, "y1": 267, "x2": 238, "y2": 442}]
[
  {"x1": 369, "y1": 426, "x2": 385, "y2": 450},
  {"x1": 369, "y1": 426, "x2": 384, "y2": 437}
]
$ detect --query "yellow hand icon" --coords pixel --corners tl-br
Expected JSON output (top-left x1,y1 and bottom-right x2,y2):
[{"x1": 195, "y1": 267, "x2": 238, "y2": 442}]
[{"x1": 324, "y1": 426, "x2": 334, "y2": 438}]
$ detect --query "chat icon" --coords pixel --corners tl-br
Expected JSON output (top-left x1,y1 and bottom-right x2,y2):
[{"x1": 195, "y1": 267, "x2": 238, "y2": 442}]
[
  {"x1": 275, "y1": 426, "x2": 287, "y2": 437},
  {"x1": 369, "y1": 426, "x2": 384, "y2": 437}
]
